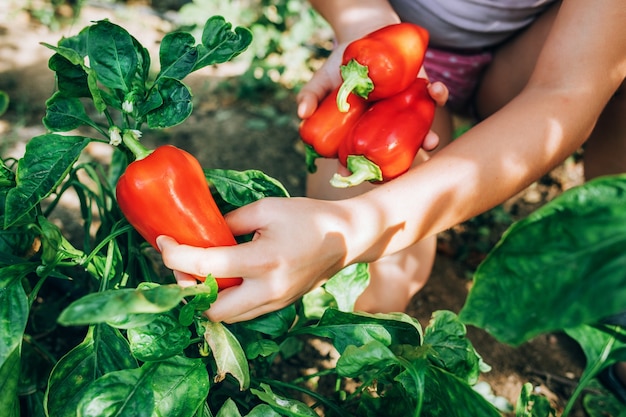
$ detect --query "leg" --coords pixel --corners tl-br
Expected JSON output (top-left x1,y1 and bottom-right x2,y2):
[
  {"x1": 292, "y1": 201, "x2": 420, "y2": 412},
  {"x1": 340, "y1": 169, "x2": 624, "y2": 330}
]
[
  {"x1": 475, "y1": 2, "x2": 560, "y2": 117},
  {"x1": 583, "y1": 80, "x2": 626, "y2": 179},
  {"x1": 307, "y1": 106, "x2": 454, "y2": 313}
]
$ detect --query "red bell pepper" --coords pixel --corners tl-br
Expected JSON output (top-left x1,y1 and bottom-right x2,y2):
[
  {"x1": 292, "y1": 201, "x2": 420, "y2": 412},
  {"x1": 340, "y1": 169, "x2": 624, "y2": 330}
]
[
  {"x1": 336, "y1": 23, "x2": 429, "y2": 112},
  {"x1": 116, "y1": 140, "x2": 242, "y2": 290},
  {"x1": 299, "y1": 87, "x2": 369, "y2": 172},
  {"x1": 331, "y1": 78, "x2": 435, "y2": 188}
]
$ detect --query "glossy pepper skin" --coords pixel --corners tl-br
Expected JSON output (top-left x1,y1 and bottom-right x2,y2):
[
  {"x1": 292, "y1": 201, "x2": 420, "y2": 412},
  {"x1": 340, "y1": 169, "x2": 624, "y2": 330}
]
[
  {"x1": 116, "y1": 144, "x2": 242, "y2": 290},
  {"x1": 337, "y1": 23, "x2": 429, "y2": 112},
  {"x1": 331, "y1": 78, "x2": 435, "y2": 188},
  {"x1": 299, "y1": 87, "x2": 369, "y2": 172}
]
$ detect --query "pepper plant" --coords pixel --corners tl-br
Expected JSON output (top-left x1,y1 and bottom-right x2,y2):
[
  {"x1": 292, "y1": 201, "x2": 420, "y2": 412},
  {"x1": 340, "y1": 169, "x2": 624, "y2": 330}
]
[
  {"x1": 0, "y1": 15, "x2": 504, "y2": 417},
  {"x1": 2, "y1": 12, "x2": 620, "y2": 417}
]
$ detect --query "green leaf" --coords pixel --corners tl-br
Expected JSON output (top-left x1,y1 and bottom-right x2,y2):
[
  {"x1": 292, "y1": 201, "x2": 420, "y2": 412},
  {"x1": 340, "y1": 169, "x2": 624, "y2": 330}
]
[
  {"x1": 58, "y1": 283, "x2": 216, "y2": 326},
  {"x1": 194, "y1": 16, "x2": 252, "y2": 70},
  {"x1": 324, "y1": 263, "x2": 370, "y2": 312},
  {"x1": 127, "y1": 312, "x2": 192, "y2": 362},
  {"x1": 424, "y1": 310, "x2": 488, "y2": 385},
  {"x1": 158, "y1": 31, "x2": 198, "y2": 81},
  {"x1": 245, "y1": 404, "x2": 282, "y2": 417},
  {"x1": 422, "y1": 366, "x2": 501, "y2": 417},
  {"x1": 203, "y1": 321, "x2": 250, "y2": 390},
  {"x1": 0, "y1": 265, "x2": 30, "y2": 417},
  {"x1": 460, "y1": 175, "x2": 626, "y2": 345},
  {"x1": 245, "y1": 339, "x2": 280, "y2": 360},
  {"x1": 516, "y1": 382, "x2": 555, "y2": 417},
  {"x1": 216, "y1": 398, "x2": 243, "y2": 417},
  {"x1": 4, "y1": 134, "x2": 90, "y2": 228},
  {"x1": 43, "y1": 92, "x2": 96, "y2": 132},
  {"x1": 336, "y1": 339, "x2": 399, "y2": 377},
  {"x1": 0, "y1": 264, "x2": 34, "y2": 366},
  {"x1": 250, "y1": 383, "x2": 319, "y2": 417},
  {"x1": 145, "y1": 77, "x2": 192, "y2": 129},
  {"x1": 206, "y1": 169, "x2": 289, "y2": 213},
  {"x1": 76, "y1": 363, "x2": 157, "y2": 417},
  {"x1": 296, "y1": 309, "x2": 422, "y2": 354},
  {"x1": 152, "y1": 355, "x2": 210, "y2": 417},
  {"x1": 48, "y1": 53, "x2": 90, "y2": 97},
  {"x1": 87, "y1": 20, "x2": 138, "y2": 92},
  {"x1": 240, "y1": 305, "x2": 296, "y2": 338},
  {"x1": 45, "y1": 324, "x2": 137, "y2": 417},
  {"x1": 0, "y1": 348, "x2": 20, "y2": 417}
]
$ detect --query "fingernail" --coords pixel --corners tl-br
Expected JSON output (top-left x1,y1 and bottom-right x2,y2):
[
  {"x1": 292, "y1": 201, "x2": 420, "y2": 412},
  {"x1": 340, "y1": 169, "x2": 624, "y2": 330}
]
[{"x1": 156, "y1": 236, "x2": 164, "y2": 251}]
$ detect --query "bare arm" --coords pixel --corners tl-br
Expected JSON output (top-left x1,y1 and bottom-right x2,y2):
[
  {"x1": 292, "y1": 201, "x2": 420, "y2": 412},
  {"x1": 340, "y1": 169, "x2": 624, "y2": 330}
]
[{"x1": 345, "y1": 0, "x2": 626, "y2": 263}]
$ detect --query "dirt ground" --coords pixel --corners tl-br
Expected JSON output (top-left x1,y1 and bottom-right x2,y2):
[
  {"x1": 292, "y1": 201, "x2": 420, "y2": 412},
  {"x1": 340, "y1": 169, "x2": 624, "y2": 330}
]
[{"x1": 0, "y1": 3, "x2": 595, "y2": 416}]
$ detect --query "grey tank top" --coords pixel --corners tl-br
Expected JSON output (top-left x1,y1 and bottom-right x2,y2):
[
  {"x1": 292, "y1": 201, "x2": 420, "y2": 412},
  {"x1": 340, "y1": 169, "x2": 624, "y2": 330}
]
[{"x1": 388, "y1": 0, "x2": 558, "y2": 49}]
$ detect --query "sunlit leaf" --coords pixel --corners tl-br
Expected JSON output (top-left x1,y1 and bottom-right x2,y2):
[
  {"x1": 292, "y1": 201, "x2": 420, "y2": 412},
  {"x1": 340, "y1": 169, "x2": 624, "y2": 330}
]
[
  {"x1": 203, "y1": 321, "x2": 250, "y2": 390},
  {"x1": 460, "y1": 175, "x2": 626, "y2": 345},
  {"x1": 4, "y1": 134, "x2": 89, "y2": 228},
  {"x1": 152, "y1": 355, "x2": 210, "y2": 417},
  {"x1": 45, "y1": 325, "x2": 137, "y2": 417},
  {"x1": 127, "y1": 312, "x2": 191, "y2": 362},
  {"x1": 76, "y1": 363, "x2": 157, "y2": 417},
  {"x1": 87, "y1": 20, "x2": 138, "y2": 92},
  {"x1": 250, "y1": 383, "x2": 319, "y2": 417}
]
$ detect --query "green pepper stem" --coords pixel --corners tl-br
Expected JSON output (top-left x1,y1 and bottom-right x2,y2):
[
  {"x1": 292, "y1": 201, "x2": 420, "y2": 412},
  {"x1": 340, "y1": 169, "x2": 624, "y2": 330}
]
[
  {"x1": 329, "y1": 155, "x2": 383, "y2": 188},
  {"x1": 336, "y1": 59, "x2": 373, "y2": 113},
  {"x1": 121, "y1": 131, "x2": 151, "y2": 160},
  {"x1": 304, "y1": 144, "x2": 321, "y2": 173}
]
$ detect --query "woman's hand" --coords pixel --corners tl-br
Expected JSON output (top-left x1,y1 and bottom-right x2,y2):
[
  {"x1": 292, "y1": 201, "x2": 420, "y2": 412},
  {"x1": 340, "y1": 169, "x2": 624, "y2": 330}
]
[{"x1": 157, "y1": 197, "x2": 363, "y2": 323}]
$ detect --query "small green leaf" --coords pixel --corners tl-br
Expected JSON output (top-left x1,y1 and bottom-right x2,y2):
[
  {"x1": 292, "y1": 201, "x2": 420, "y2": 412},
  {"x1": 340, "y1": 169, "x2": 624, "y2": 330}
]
[
  {"x1": 205, "y1": 169, "x2": 289, "y2": 213},
  {"x1": 250, "y1": 383, "x2": 319, "y2": 417},
  {"x1": 203, "y1": 321, "x2": 250, "y2": 390},
  {"x1": 43, "y1": 93, "x2": 95, "y2": 132},
  {"x1": 424, "y1": 310, "x2": 488, "y2": 385},
  {"x1": 145, "y1": 77, "x2": 192, "y2": 129},
  {"x1": 336, "y1": 340, "x2": 399, "y2": 377},
  {"x1": 194, "y1": 16, "x2": 252, "y2": 70},
  {"x1": 127, "y1": 312, "x2": 192, "y2": 362},
  {"x1": 58, "y1": 283, "x2": 216, "y2": 326},
  {"x1": 295, "y1": 309, "x2": 422, "y2": 354},
  {"x1": 87, "y1": 20, "x2": 138, "y2": 92},
  {"x1": 240, "y1": 305, "x2": 296, "y2": 338},
  {"x1": 158, "y1": 31, "x2": 198, "y2": 81},
  {"x1": 324, "y1": 263, "x2": 370, "y2": 312},
  {"x1": 4, "y1": 134, "x2": 89, "y2": 228},
  {"x1": 48, "y1": 53, "x2": 90, "y2": 97}
]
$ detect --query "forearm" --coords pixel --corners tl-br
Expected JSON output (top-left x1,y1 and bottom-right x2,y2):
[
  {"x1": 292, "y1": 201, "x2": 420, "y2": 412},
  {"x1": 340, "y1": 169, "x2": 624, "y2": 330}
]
[
  {"x1": 342, "y1": 86, "x2": 604, "y2": 264},
  {"x1": 307, "y1": 0, "x2": 399, "y2": 43}
]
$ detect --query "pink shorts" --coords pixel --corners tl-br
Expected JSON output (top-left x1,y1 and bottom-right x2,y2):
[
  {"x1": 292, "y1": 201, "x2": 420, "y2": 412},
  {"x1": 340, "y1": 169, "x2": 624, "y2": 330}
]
[{"x1": 423, "y1": 47, "x2": 493, "y2": 112}]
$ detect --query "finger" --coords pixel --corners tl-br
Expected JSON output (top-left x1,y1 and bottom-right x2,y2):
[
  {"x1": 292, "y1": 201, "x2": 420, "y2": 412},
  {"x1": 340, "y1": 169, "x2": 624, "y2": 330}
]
[
  {"x1": 173, "y1": 270, "x2": 199, "y2": 287},
  {"x1": 428, "y1": 81, "x2": 449, "y2": 107},
  {"x1": 422, "y1": 130, "x2": 440, "y2": 151},
  {"x1": 296, "y1": 91, "x2": 319, "y2": 119},
  {"x1": 156, "y1": 235, "x2": 268, "y2": 279},
  {"x1": 204, "y1": 280, "x2": 296, "y2": 323}
]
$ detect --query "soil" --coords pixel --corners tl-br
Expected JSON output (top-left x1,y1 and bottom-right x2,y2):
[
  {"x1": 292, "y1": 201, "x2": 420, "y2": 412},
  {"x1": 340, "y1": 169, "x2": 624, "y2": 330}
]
[{"x1": 0, "y1": 3, "x2": 599, "y2": 416}]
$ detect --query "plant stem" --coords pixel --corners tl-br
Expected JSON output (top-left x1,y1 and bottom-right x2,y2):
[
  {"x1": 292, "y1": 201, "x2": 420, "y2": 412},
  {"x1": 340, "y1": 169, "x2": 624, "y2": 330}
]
[{"x1": 122, "y1": 132, "x2": 151, "y2": 160}]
